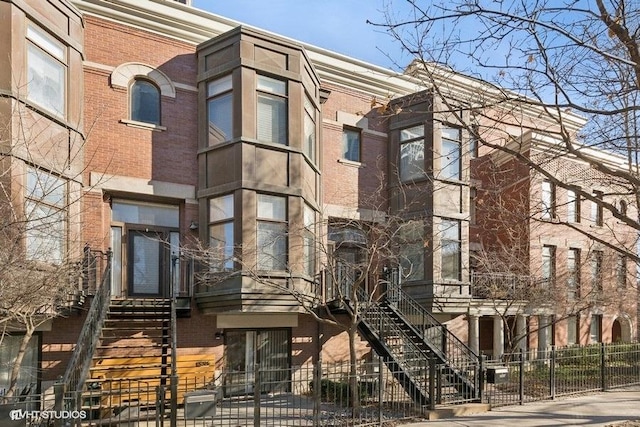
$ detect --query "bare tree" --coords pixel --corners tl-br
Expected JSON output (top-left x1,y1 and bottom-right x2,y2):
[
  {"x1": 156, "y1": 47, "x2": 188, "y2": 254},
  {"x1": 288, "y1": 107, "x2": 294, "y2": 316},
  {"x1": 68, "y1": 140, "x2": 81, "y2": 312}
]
[
  {"x1": 0, "y1": 93, "x2": 87, "y2": 398},
  {"x1": 374, "y1": 0, "x2": 640, "y2": 262}
]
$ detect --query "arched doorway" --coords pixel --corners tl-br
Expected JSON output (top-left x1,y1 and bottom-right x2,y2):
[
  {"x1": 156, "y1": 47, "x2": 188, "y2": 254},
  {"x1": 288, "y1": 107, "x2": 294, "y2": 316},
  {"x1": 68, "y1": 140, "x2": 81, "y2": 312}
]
[
  {"x1": 612, "y1": 319, "x2": 622, "y2": 342},
  {"x1": 612, "y1": 316, "x2": 632, "y2": 342}
]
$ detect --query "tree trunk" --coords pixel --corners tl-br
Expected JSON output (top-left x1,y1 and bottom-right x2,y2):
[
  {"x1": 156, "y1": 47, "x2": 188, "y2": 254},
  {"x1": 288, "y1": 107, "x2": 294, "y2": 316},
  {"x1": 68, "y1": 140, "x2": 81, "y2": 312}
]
[{"x1": 348, "y1": 325, "x2": 360, "y2": 417}]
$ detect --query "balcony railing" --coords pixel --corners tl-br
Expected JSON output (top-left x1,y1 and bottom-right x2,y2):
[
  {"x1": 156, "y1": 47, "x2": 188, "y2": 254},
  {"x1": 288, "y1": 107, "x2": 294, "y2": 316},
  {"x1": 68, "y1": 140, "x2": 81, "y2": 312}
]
[{"x1": 470, "y1": 272, "x2": 548, "y2": 300}]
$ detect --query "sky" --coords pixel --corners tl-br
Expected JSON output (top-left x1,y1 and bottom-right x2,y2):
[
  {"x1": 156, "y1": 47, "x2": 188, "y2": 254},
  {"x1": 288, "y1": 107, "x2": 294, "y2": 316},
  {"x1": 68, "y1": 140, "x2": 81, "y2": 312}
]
[{"x1": 191, "y1": 0, "x2": 411, "y2": 70}]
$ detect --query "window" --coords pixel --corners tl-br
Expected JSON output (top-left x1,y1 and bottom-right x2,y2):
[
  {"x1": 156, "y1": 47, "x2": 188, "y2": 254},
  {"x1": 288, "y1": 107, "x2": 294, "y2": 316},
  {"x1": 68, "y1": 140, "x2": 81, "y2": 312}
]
[
  {"x1": 257, "y1": 75, "x2": 287, "y2": 145},
  {"x1": 207, "y1": 75, "x2": 233, "y2": 145},
  {"x1": 209, "y1": 194, "x2": 235, "y2": 271},
  {"x1": 25, "y1": 167, "x2": 67, "y2": 264},
  {"x1": 303, "y1": 95, "x2": 316, "y2": 162},
  {"x1": 541, "y1": 181, "x2": 556, "y2": 220},
  {"x1": 130, "y1": 79, "x2": 160, "y2": 125},
  {"x1": 541, "y1": 245, "x2": 556, "y2": 287},
  {"x1": 257, "y1": 194, "x2": 287, "y2": 270},
  {"x1": 592, "y1": 190, "x2": 604, "y2": 226},
  {"x1": 567, "y1": 248, "x2": 580, "y2": 300},
  {"x1": 398, "y1": 220, "x2": 425, "y2": 281},
  {"x1": 590, "y1": 314, "x2": 602, "y2": 343},
  {"x1": 567, "y1": 316, "x2": 578, "y2": 345},
  {"x1": 591, "y1": 250, "x2": 603, "y2": 293},
  {"x1": 26, "y1": 24, "x2": 65, "y2": 116},
  {"x1": 303, "y1": 204, "x2": 316, "y2": 276},
  {"x1": 567, "y1": 189, "x2": 581, "y2": 223},
  {"x1": 399, "y1": 125, "x2": 425, "y2": 182},
  {"x1": 342, "y1": 128, "x2": 361, "y2": 162},
  {"x1": 0, "y1": 334, "x2": 39, "y2": 395},
  {"x1": 441, "y1": 126, "x2": 461, "y2": 180},
  {"x1": 440, "y1": 219, "x2": 461, "y2": 281},
  {"x1": 616, "y1": 254, "x2": 627, "y2": 288}
]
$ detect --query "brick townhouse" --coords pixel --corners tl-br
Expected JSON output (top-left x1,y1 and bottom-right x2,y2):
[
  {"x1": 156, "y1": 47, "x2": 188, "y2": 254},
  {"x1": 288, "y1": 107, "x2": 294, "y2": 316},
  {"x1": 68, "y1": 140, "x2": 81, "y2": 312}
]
[{"x1": 0, "y1": 0, "x2": 636, "y2": 406}]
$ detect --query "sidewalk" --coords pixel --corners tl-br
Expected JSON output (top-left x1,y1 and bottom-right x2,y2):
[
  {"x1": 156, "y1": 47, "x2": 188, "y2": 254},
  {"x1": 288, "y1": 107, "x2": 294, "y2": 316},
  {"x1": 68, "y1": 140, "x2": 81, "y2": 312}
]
[{"x1": 406, "y1": 387, "x2": 640, "y2": 427}]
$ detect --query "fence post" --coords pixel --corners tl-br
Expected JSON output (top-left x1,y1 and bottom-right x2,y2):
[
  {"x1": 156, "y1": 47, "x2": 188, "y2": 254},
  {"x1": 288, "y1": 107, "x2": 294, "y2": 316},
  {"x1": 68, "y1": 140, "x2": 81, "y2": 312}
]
[
  {"x1": 550, "y1": 345, "x2": 556, "y2": 400},
  {"x1": 254, "y1": 363, "x2": 261, "y2": 427},
  {"x1": 601, "y1": 342, "x2": 607, "y2": 391},
  {"x1": 313, "y1": 359, "x2": 321, "y2": 426},
  {"x1": 478, "y1": 355, "x2": 485, "y2": 403},
  {"x1": 428, "y1": 357, "x2": 436, "y2": 410},
  {"x1": 378, "y1": 357, "x2": 384, "y2": 425},
  {"x1": 519, "y1": 348, "x2": 524, "y2": 405}
]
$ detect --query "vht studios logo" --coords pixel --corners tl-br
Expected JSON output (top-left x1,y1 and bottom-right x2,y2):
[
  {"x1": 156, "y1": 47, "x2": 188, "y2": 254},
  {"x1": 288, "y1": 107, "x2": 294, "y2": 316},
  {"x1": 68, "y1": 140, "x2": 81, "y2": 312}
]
[{"x1": 9, "y1": 409, "x2": 87, "y2": 421}]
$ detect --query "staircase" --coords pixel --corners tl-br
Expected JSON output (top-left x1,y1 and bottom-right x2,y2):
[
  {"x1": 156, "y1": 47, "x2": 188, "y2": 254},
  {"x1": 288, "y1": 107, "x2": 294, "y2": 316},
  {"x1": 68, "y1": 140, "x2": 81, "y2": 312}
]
[
  {"x1": 83, "y1": 298, "x2": 172, "y2": 419},
  {"x1": 335, "y1": 276, "x2": 480, "y2": 407}
]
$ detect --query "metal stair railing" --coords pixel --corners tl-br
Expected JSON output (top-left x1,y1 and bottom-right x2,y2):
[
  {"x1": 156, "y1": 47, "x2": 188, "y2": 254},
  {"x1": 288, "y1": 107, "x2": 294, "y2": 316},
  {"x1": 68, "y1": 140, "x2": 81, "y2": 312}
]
[
  {"x1": 353, "y1": 287, "x2": 431, "y2": 405},
  {"x1": 59, "y1": 248, "x2": 112, "y2": 394},
  {"x1": 386, "y1": 281, "x2": 479, "y2": 396}
]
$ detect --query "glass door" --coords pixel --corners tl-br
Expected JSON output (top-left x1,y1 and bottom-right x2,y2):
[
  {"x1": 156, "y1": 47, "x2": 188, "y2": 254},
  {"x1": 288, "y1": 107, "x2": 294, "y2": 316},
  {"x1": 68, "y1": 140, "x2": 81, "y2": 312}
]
[{"x1": 129, "y1": 230, "x2": 164, "y2": 296}]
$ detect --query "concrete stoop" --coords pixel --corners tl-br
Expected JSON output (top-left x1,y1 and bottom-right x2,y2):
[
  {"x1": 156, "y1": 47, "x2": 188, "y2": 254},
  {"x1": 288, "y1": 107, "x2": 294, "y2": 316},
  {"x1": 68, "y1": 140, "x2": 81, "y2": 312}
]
[{"x1": 426, "y1": 403, "x2": 491, "y2": 420}]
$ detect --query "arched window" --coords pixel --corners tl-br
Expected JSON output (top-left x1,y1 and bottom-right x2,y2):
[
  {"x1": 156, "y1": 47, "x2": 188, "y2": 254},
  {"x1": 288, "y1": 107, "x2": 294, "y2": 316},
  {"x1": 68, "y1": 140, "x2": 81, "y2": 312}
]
[{"x1": 130, "y1": 79, "x2": 160, "y2": 125}]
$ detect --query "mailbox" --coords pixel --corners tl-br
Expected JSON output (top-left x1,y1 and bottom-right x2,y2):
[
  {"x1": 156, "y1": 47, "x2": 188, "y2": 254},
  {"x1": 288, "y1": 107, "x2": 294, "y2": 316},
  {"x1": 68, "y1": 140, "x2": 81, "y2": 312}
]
[
  {"x1": 486, "y1": 367, "x2": 509, "y2": 384},
  {"x1": 184, "y1": 390, "x2": 218, "y2": 418}
]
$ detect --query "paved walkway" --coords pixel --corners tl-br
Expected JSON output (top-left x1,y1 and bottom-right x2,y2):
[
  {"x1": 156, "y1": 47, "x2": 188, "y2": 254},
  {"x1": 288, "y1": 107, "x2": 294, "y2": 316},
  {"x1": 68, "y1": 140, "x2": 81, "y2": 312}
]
[{"x1": 407, "y1": 387, "x2": 640, "y2": 426}]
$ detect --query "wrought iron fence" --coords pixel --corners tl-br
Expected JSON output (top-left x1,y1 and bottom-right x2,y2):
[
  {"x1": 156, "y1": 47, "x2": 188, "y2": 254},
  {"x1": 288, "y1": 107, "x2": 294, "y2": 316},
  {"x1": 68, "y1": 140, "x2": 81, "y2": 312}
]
[{"x1": 484, "y1": 342, "x2": 640, "y2": 407}]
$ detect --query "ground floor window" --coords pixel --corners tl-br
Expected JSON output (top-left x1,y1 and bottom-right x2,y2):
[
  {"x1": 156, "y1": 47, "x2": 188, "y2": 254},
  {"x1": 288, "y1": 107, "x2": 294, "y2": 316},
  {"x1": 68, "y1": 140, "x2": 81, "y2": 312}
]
[
  {"x1": 223, "y1": 329, "x2": 290, "y2": 396},
  {"x1": 0, "y1": 334, "x2": 39, "y2": 396}
]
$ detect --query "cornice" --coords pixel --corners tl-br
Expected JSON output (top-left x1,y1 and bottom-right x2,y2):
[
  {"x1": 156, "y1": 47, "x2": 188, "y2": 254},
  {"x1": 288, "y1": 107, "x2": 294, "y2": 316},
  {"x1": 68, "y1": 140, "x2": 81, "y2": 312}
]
[{"x1": 71, "y1": 0, "x2": 424, "y2": 99}]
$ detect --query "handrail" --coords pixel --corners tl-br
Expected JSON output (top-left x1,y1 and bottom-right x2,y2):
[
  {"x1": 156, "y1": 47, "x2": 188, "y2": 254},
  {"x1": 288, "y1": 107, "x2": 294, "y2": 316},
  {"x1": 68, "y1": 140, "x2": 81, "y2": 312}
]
[
  {"x1": 386, "y1": 280, "x2": 479, "y2": 379},
  {"x1": 61, "y1": 248, "x2": 112, "y2": 393}
]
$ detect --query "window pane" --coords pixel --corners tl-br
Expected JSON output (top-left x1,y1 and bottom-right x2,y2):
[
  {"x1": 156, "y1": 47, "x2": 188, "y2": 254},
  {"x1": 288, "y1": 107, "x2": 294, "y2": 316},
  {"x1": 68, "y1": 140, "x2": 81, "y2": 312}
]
[
  {"x1": 342, "y1": 129, "x2": 360, "y2": 162},
  {"x1": 257, "y1": 94, "x2": 287, "y2": 144},
  {"x1": 27, "y1": 168, "x2": 65, "y2": 206},
  {"x1": 400, "y1": 125, "x2": 424, "y2": 141},
  {"x1": 27, "y1": 44, "x2": 65, "y2": 115},
  {"x1": 440, "y1": 220, "x2": 460, "y2": 280},
  {"x1": 441, "y1": 139, "x2": 461, "y2": 179},
  {"x1": 210, "y1": 222, "x2": 234, "y2": 271},
  {"x1": 304, "y1": 109, "x2": 316, "y2": 161},
  {"x1": 257, "y1": 222, "x2": 287, "y2": 270},
  {"x1": 257, "y1": 194, "x2": 286, "y2": 220},
  {"x1": 399, "y1": 221, "x2": 424, "y2": 281},
  {"x1": 131, "y1": 80, "x2": 160, "y2": 125},
  {"x1": 112, "y1": 201, "x2": 179, "y2": 227},
  {"x1": 210, "y1": 194, "x2": 234, "y2": 221},
  {"x1": 400, "y1": 140, "x2": 425, "y2": 181},
  {"x1": 208, "y1": 75, "x2": 232, "y2": 97},
  {"x1": 208, "y1": 92, "x2": 233, "y2": 145},
  {"x1": 257, "y1": 75, "x2": 286, "y2": 95},
  {"x1": 27, "y1": 25, "x2": 64, "y2": 60},
  {"x1": 25, "y1": 201, "x2": 64, "y2": 263},
  {"x1": 567, "y1": 316, "x2": 578, "y2": 345},
  {"x1": 0, "y1": 334, "x2": 39, "y2": 393},
  {"x1": 441, "y1": 126, "x2": 460, "y2": 141}
]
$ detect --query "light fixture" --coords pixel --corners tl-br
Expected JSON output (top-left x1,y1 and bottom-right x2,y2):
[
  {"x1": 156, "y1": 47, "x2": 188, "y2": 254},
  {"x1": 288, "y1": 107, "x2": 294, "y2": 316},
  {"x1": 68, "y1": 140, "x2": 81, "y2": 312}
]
[
  {"x1": 215, "y1": 331, "x2": 224, "y2": 340},
  {"x1": 189, "y1": 220, "x2": 198, "y2": 230}
]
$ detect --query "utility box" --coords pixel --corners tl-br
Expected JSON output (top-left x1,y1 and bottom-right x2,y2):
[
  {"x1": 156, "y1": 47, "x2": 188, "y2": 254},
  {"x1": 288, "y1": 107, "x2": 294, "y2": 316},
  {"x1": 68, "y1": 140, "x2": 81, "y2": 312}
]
[
  {"x1": 486, "y1": 367, "x2": 509, "y2": 384},
  {"x1": 184, "y1": 390, "x2": 217, "y2": 418}
]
